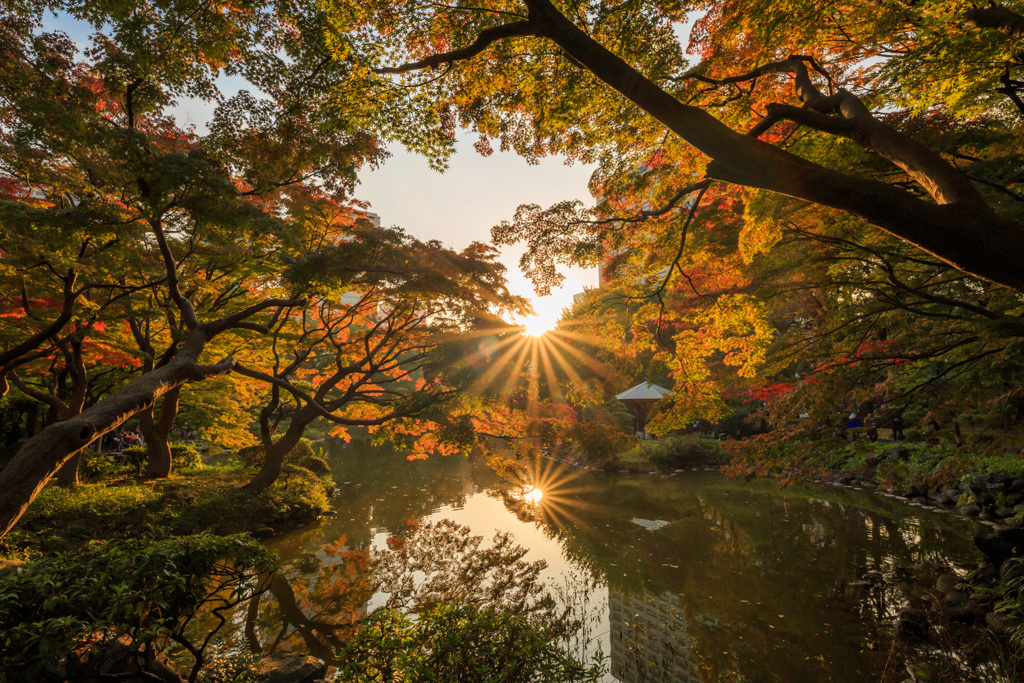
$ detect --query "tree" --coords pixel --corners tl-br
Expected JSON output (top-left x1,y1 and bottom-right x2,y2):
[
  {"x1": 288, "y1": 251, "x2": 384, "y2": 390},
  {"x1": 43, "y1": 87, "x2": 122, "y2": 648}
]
[
  {"x1": 0, "y1": 3, "x2": 527, "y2": 540},
  {"x1": 320, "y1": 0, "x2": 1024, "y2": 454}
]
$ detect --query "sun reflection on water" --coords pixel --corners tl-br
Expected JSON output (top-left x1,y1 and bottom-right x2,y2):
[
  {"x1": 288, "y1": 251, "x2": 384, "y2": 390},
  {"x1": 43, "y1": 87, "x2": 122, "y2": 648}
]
[{"x1": 521, "y1": 486, "x2": 543, "y2": 503}]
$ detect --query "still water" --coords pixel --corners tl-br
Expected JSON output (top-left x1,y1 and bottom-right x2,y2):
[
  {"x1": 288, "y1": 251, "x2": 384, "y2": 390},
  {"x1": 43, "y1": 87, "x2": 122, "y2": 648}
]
[{"x1": 237, "y1": 444, "x2": 989, "y2": 682}]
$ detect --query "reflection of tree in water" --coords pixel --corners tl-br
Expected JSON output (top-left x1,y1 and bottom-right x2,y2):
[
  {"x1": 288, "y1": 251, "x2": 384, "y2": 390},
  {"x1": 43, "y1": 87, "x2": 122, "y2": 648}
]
[
  {"x1": 238, "y1": 519, "x2": 581, "y2": 665},
  {"x1": 222, "y1": 445, "x2": 995, "y2": 681}
]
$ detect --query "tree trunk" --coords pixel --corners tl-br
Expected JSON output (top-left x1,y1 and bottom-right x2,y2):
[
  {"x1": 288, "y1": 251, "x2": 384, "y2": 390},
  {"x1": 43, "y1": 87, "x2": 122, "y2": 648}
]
[
  {"x1": 140, "y1": 386, "x2": 181, "y2": 478},
  {"x1": 0, "y1": 337, "x2": 232, "y2": 542},
  {"x1": 54, "y1": 451, "x2": 83, "y2": 487},
  {"x1": 26, "y1": 403, "x2": 38, "y2": 437},
  {"x1": 244, "y1": 417, "x2": 310, "y2": 491}
]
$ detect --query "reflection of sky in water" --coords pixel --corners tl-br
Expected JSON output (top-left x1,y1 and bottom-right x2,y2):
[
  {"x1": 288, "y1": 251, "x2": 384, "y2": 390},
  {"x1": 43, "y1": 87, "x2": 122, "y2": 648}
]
[{"x1": 254, "y1": 445, "x2": 988, "y2": 683}]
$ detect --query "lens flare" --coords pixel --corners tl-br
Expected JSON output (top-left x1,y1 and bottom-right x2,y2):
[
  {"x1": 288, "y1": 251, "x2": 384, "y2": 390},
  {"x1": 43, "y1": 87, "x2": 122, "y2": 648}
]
[{"x1": 522, "y1": 315, "x2": 557, "y2": 337}]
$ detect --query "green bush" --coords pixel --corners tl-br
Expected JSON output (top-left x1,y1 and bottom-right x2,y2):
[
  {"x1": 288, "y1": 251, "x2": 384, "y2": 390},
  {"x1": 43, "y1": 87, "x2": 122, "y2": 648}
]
[
  {"x1": 619, "y1": 436, "x2": 724, "y2": 471},
  {"x1": 297, "y1": 454, "x2": 331, "y2": 476},
  {"x1": 80, "y1": 452, "x2": 130, "y2": 480},
  {"x1": 335, "y1": 603, "x2": 603, "y2": 682},
  {"x1": 0, "y1": 534, "x2": 275, "y2": 682},
  {"x1": 238, "y1": 438, "x2": 315, "y2": 469},
  {"x1": 122, "y1": 446, "x2": 147, "y2": 475},
  {"x1": 998, "y1": 557, "x2": 1024, "y2": 654},
  {"x1": 171, "y1": 443, "x2": 203, "y2": 470}
]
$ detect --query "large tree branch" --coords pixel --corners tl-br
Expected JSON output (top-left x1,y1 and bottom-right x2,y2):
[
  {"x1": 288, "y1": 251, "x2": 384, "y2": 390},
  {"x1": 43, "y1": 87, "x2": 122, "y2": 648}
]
[
  {"x1": 202, "y1": 299, "x2": 304, "y2": 338},
  {"x1": 967, "y1": 5, "x2": 1024, "y2": 37},
  {"x1": 0, "y1": 326, "x2": 234, "y2": 540},
  {"x1": 517, "y1": 0, "x2": 1024, "y2": 292},
  {"x1": 738, "y1": 56, "x2": 984, "y2": 207},
  {"x1": 375, "y1": 21, "x2": 534, "y2": 74},
  {"x1": 0, "y1": 269, "x2": 77, "y2": 375}
]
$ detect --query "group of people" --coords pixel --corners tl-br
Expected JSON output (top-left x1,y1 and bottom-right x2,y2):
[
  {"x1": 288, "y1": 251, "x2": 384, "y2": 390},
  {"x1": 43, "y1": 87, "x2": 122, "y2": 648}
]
[
  {"x1": 101, "y1": 428, "x2": 145, "y2": 453},
  {"x1": 843, "y1": 410, "x2": 905, "y2": 442}
]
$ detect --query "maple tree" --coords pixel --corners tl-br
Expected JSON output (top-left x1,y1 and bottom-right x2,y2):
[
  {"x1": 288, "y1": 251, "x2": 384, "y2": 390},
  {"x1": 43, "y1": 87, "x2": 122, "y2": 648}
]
[{"x1": 0, "y1": 3, "x2": 526, "y2": 540}]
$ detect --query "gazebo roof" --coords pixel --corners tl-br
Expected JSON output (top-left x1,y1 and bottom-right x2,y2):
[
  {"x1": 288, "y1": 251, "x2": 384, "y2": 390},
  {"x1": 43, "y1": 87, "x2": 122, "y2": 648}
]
[{"x1": 615, "y1": 382, "x2": 671, "y2": 402}]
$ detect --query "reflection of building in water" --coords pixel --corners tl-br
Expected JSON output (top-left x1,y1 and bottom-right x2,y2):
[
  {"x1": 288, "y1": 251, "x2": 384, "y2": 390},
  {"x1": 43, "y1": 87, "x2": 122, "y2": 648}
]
[{"x1": 609, "y1": 590, "x2": 696, "y2": 682}]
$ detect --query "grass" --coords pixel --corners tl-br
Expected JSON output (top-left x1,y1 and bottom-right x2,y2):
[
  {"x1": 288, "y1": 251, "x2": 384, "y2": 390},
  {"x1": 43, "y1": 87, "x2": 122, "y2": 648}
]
[{"x1": 2, "y1": 463, "x2": 333, "y2": 558}]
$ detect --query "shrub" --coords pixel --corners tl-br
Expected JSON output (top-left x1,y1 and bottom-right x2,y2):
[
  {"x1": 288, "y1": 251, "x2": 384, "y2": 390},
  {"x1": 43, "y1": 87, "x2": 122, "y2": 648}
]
[
  {"x1": 80, "y1": 452, "x2": 130, "y2": 480},
  {"x1": 997, "y1": 557, "x2": 1024, "y2": 654},
  {"x1": 238, "y1": 439, "x2": 315, "y2": 469},
  {"x1": 568, "y1": 421, "x2": 631, "y2": 465},
  {"x1": 7, "y1": 469, "x2": 331, "y2": 556},
  {"x1": 335, "y1": 603, "x2": 603, "y2": 682},
  {"x1": 0, "y1": 534, "x2": 276, "y2": 682},
  {"x1": 297, "y1": 454, "x2": 331, "y2": 476},
  {"x1": 619, "y1": 436, "x2": 724, "y2": 471},
  {"x1": 122, "y1": 446, "x2": 147, "y2": 475},
  {"x1": 171, "y1": 443, "x2": 203, "y2": 470}
]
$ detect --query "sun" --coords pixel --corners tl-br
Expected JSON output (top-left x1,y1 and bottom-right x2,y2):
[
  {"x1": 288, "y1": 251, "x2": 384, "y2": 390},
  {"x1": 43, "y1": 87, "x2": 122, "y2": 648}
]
[
  {"x1": 520, "y1": 486, "x2": 543, "y2": 503},
  {"x1": 522, "y1": 315, "x2": 557, "y2": 337}
]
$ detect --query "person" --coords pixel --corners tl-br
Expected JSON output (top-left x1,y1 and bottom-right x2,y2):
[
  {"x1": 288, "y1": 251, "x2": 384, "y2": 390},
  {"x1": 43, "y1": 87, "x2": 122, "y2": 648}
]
[
  {"x1": 847, "y1": 413, "x2": 863, "y2": 441},
  {"x1": 866, "y1": 412, "x2": 878, "y2": 442},
  {"x1": 892, "y1": 411, "x2": 905, "y2": 441}
]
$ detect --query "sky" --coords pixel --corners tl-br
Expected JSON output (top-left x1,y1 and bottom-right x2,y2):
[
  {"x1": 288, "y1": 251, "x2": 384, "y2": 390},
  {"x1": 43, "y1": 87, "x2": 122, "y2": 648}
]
[
  {"x1": 357, "y1": 140, "x2": 598, "y2": 326},
  {"x1": 174, "y1": 92, "x2": 599, "y2": 326}
]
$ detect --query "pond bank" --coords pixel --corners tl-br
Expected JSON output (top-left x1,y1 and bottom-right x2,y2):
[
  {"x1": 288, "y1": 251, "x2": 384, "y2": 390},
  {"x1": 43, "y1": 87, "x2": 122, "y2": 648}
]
[{"x1": 0, "y1": 464, "x2": 333, "y2": 558}]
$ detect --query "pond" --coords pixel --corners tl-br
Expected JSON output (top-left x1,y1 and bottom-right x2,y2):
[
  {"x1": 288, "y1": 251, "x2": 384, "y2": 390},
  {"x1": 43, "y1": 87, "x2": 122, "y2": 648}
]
[{"x1": 229, "y1": 442, "x2": 994, "y2": 682}]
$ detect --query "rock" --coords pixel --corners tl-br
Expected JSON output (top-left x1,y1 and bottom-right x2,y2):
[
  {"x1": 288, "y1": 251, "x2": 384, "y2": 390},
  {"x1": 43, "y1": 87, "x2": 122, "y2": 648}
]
[
  {"x1": 979, "y1": 510, "x2": 996, "y2": 521},
  {"x1": 943, "y1": 589, "x2": 966, "y2": 605},
  {"x1": 862, "y1": 571, "x2": 883, "y2": 584},
  {"x1": 885, "y1": 446, "x2": 910, "y2": 461},
  {"x1": 996, "y1": 507, "x2": 1014, "y2": 518},
  {"x1": 836, "y1": 473, "x2": 851, "y2": 485},
  {"x1": 911, "y1": 496, "x2": 928, "y2": 505},
  {"x1": 976, "y1": 565, "x2": 999, "y2": 583},
  {"x1": 935, "y1": 574, "x2": 958, "y2": 594},
  {"x1": 848, "y1": 580, "x2": 871, "y2": 591},
  {"x1": 946, "y1": 605, "x2": 973, "y2": 622},
  {"x1": 864, "y1": 453, "x2": 883, "y2": 467},
  {"x1": 933, "y1": 494, "x2": 953, "y2": 506},
  {"x1": 965, "y1": 599, "x2": 986, "y2": 618},
  {"x1": 1011, "y1": 479, "x2": 1024, "y2": 493},
  {"x1": 1007, "y1": 493, "x2": 1024, "y2": 506},
  {"x1": 975, "y1": 528, "x2": 1024, "y2": 567},
  {"x1": 253, "y1": 653, "x2": 327, "y2": 683},
  {"x1": 960, "y1": 504, "x2": 981, "y2": 517},
  {"x1": 986, "y1": 612, "x2": 1012, "y2": 635},
  {"x1": 897, "y1": 608, "x2": 928, "y2": 637},
  {"x1": 0, "y1": 559, "x2": 25, "y2": 576}
]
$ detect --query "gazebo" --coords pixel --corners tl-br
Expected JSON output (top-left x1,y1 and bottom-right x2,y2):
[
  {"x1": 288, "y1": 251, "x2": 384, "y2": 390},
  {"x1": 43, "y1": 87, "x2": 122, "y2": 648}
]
[{"x1": 615, "y1": 382, "x2": 671, "y2": 438}]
